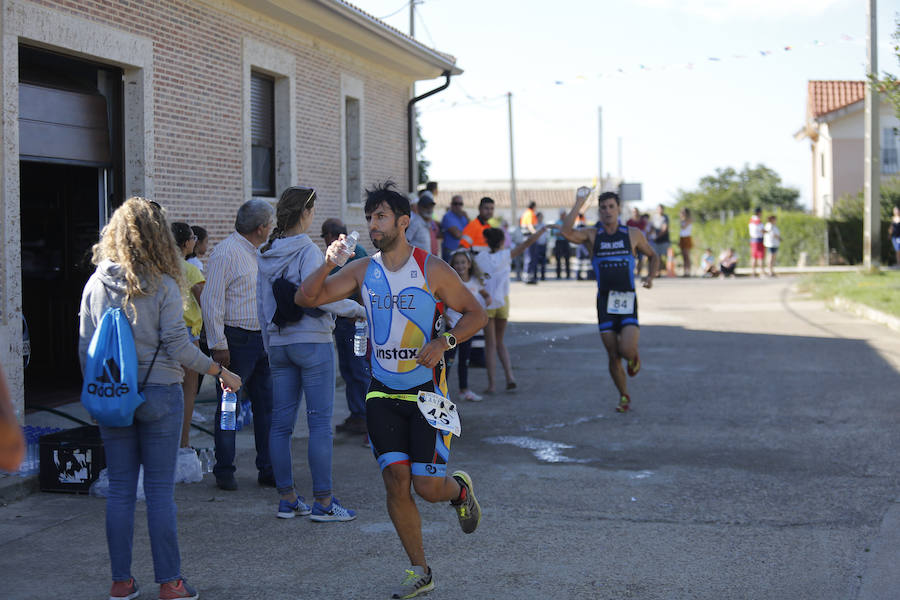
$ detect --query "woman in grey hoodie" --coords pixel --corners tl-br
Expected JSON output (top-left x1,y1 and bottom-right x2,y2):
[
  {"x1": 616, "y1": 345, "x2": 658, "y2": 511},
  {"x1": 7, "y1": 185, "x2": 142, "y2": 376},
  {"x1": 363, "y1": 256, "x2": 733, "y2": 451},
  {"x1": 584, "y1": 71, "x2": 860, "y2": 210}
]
[
  {"x1": 79, "y1": 198, "x2": 241, "y2": 600},
  {"x1": 257, "y1": 187, "x2": 365, "y2": 522}
]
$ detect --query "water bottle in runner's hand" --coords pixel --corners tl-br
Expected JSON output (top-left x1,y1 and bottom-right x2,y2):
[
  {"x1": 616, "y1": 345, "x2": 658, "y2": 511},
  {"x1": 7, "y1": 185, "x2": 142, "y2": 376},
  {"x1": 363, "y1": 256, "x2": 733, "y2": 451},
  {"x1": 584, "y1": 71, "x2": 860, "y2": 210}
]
[
  {"x1": 353, "y1": 320, "x2": 368, "y2": 356},
  {"x1": 333, "y1": 231, "x2": 359, "y2": 267},
  {"x1": 220, "y1": 388, "x2": 237, "y2": 431}
]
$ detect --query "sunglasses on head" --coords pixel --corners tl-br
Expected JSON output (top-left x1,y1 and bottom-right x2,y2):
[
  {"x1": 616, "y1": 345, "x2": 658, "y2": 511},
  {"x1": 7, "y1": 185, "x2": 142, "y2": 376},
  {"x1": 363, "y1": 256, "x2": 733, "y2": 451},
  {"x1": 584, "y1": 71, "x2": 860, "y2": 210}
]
[{"x1": 283, "y1": 186, "x2": 316, "y2": 209}]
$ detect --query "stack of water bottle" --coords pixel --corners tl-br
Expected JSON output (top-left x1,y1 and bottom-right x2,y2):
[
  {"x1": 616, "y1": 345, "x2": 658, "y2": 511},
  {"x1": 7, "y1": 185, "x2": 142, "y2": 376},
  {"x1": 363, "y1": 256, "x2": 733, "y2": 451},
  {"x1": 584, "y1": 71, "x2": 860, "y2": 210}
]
[{"x1": 6, "y1": 425, "x2": 63, "y2": 476}]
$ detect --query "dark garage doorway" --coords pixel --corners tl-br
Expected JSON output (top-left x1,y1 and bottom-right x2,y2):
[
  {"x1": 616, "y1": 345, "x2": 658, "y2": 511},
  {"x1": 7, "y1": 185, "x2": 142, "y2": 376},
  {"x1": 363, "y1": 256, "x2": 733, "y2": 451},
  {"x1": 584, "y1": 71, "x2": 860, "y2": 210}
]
[{"x1": 18, "y1": 46, "x2": 123, "y2": 407}]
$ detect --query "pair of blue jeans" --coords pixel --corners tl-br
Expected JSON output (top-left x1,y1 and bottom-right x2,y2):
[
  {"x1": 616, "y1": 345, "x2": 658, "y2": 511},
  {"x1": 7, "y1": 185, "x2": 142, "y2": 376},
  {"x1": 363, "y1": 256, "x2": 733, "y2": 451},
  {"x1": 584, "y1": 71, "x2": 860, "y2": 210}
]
[
  {"x1": 99, "y1": 383, "x2": 184, "y2": 584},
  {"x1": 267, "y1": 342, "x2": 335, "y2": 497},
  {"x1": 213, "y1": 326, "x2": 273, "y2": 479},
  {"x1": 333, "y1": 317, "x2": 370, "y2": 420}
]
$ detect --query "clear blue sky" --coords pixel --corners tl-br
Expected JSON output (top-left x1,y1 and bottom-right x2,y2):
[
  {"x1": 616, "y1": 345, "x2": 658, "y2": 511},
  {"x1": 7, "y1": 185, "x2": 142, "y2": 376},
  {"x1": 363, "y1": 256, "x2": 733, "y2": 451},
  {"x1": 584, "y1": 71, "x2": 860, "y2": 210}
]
[{"x1": 354, "y1": 0, "x2": 899, "y2": 209}]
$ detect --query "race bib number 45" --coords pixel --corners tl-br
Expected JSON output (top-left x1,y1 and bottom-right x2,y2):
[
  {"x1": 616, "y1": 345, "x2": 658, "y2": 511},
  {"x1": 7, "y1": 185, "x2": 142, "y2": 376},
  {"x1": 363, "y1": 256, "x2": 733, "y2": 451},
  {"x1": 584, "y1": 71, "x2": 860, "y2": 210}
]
[
  {"x1": 417, "y1": 391, "x2": 461, "y2": 437},
  {"x1": 607, "y1": 290, "x2": 635, "y2": 315}
]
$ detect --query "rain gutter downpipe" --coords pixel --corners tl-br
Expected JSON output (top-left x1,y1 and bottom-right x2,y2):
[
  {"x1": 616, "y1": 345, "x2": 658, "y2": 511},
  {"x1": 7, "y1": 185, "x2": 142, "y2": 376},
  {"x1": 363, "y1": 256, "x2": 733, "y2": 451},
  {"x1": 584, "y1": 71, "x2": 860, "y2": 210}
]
[{"x1": 408, "y1": 70, "x2": 452, "y2": 193}]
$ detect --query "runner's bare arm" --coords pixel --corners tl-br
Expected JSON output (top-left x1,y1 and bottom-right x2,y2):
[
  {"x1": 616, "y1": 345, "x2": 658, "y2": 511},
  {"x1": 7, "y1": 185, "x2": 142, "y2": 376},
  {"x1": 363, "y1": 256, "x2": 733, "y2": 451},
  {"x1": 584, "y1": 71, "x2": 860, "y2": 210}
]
[
  {"x1": 295, "y1": 251, "x2": 367, "y2": 307},
  {"x1": 560, "y1": 186, "x2": 594, "y2": 246},
  {"x1": 630, "y1": 227, "x2": 659, "y2": 289},
  {"x1": 416, "y1": 260, "x2": 489, "y2": 369}
]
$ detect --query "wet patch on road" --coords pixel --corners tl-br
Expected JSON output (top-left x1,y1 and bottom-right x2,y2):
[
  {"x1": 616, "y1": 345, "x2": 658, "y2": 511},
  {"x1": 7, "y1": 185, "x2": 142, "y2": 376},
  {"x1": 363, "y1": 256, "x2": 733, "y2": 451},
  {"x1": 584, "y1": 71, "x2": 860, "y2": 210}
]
[
  {"x1": 484, "y1": 436, "x2": 592, "y2": 464},
  {"x1": 521, "y1": 414, "x2": 606, "y2": 432}
]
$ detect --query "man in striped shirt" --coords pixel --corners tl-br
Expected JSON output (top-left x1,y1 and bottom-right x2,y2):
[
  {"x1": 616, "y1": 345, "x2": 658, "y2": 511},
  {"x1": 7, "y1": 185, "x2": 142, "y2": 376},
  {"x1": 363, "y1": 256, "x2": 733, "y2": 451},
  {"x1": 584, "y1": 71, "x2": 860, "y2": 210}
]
[{"x1": 201, "y1": 199, "x2": 276, "y2": 491}]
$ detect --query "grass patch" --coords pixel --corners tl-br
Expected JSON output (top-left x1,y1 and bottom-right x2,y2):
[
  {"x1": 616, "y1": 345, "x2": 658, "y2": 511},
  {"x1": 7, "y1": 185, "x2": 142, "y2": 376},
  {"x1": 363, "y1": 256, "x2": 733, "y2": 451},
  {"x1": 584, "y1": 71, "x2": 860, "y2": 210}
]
[{"x1": 799, "y1": 270, "x2": 900, "y2": 318}]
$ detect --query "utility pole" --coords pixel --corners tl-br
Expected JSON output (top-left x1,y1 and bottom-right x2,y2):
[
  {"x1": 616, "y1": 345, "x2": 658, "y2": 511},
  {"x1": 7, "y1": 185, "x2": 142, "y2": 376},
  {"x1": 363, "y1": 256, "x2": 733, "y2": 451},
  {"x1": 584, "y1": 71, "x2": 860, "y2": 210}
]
[
  {"x1": 508, "y1": 92, "x2": 518, "y2": 226},
  {"x1": 863, "y1": 0, "x2": 881, "y2": 269},
  {"x1": 617, "y1": 137, "x2": 623, "y2": 180},
  {"x1": 409, "y1": 0, "x2": 416, "y2": 37},
  {"x1": 597, "y1": 106, "x2": 603, "y2": 190}
]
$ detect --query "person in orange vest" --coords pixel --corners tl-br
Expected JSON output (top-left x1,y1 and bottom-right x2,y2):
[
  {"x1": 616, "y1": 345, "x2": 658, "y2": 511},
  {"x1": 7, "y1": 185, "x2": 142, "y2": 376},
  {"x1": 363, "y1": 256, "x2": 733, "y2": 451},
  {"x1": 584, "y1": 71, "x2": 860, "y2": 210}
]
[{"x1": 459, "y1": 197, "x2": 495, "y2": 253}]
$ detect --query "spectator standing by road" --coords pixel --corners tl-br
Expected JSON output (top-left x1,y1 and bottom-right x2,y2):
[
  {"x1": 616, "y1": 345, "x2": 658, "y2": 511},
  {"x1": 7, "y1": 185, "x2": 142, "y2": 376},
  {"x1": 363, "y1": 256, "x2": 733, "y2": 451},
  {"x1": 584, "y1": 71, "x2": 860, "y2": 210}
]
[
  {"x1": 417, "y1": 192, "x2": 440, "y2": 256},
  {"x1": 626, "y1": 207, "x2": 648, "y2": 277},
  {"x1": 441, "y1": 195, "x2": 469, "y2": 262},
  {"x1": 748, "y1": 207, "x2": 764, "y2": 277},
  {"x1": 650, "y1": 204, "x2": 671, "y2": 276},
  {"x1": 201, "y1": 199, "x2": 276, "y2": 491},
  {"x1": 405, "y1": 195, "x2": 431, "y2": 253},
  {"x1": 257, "y1": 187, "x2": 364, "y2": 522},
  {"x1": 553, "y1": 209, "x2": 572, "y2": 279},
  {"x1": 475, "y1": 225, "x2": 551, "y2": 394},
  {"x1": 446, "y1": 249, "x2": 490, "y2": 402},
  {"x1": 891, "y1": 206, "x2": 900, "y2": 267},
  {"x1": 459, "y1": 197, "x2": 494, "y2": 254},
  {"x1": 322, "y1": 217, "x2": 370, "y2": 438},
  {"x1": 763, "y1": 214, "x2": 781, "y2": 277},
  {"x1": 520, "y1": 202, "x2": 539, "y2": 283},
  {"x1": 679, "y1": 208, "x2": 693, "y2": 278},
  {"x1": 170, "y1": 222, "x2": 205, "y2": 450},
  {"x1": 80, "y1": 198, "x2": 241, "y2": 600},
  {"x1": 186, "y1": 226, "x2": 208, "y2": 273},
  {"x1": 533, "y1": 212, "x2": 549, "y2": 282}
]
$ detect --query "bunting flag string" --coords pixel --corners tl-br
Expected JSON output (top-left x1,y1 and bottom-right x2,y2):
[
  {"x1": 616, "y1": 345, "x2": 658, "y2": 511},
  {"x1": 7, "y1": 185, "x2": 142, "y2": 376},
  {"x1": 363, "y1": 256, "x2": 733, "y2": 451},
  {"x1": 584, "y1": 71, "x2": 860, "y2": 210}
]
[{"x1": 421, "y1": 33, "x2": 862, "y2": 112}]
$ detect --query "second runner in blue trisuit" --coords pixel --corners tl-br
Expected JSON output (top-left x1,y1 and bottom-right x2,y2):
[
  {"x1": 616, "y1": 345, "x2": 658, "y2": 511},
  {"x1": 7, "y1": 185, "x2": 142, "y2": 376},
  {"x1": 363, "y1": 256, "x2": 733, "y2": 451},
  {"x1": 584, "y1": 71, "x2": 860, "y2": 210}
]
[{"x1": 561, "y1": 188, "x2": 660, "y2": 412}]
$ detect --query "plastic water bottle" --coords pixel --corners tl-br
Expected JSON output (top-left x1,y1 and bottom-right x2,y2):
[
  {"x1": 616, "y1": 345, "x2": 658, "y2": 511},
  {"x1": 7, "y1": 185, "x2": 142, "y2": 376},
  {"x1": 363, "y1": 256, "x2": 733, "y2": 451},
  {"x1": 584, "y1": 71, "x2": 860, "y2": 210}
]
[
  {"x1": 333, "y1": 231, "x2": 359, "y2": 267},
  {"x1": 219, "y1": 389, "x2": 237, "y2": 431},
  {"x1": 353, "y1": 320, "x2": 368, "y2": 356}
]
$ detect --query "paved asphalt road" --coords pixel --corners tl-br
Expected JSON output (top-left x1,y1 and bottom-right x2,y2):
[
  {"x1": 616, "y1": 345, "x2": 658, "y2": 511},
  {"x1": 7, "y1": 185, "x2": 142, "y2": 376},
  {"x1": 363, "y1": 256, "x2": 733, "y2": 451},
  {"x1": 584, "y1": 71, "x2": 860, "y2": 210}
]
[{"x1": 2, "y1": 275, "x2": 899, "y2": 599}]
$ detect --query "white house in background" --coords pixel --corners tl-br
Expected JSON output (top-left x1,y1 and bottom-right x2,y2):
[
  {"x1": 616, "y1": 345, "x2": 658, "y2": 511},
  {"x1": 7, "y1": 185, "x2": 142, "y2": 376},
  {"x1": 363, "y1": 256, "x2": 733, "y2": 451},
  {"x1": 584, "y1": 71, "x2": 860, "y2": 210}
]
[{"x1": 795, "y1": 80, "x2": 900, "y2": 217}]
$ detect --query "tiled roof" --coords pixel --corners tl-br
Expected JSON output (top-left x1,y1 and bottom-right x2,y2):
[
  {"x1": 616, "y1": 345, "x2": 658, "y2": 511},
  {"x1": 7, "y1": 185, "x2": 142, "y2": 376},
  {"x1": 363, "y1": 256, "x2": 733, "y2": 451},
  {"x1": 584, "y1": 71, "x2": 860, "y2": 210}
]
[
  {"x1": 334, "y1": 0, "x2": 458, "y2": 64},
  {"x1": 808, "y1": 81, "x2": 865, "y2": 118}
]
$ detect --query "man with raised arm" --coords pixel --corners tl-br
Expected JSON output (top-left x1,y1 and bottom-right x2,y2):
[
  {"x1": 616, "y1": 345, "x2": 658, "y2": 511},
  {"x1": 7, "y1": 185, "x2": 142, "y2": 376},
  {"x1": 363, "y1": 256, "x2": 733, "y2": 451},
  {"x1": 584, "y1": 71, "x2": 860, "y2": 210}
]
[
  {"x1": 561, "y1": 187, "x2": 660, "y2": 413},
  {"x1": 295, "y1": 181, "x2": 487, "y2": 600}
]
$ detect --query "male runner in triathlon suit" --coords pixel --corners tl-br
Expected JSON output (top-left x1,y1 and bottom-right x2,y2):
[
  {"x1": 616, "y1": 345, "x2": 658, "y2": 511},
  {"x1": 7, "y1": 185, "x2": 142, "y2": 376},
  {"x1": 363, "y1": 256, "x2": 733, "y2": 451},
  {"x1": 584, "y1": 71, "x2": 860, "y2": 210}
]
[
  {"x1": 295, "y1": 182, "x2": 488, "y2": 599},
  {"x1": 561, "y1": 188, "x2": 659, "y2": 413}
]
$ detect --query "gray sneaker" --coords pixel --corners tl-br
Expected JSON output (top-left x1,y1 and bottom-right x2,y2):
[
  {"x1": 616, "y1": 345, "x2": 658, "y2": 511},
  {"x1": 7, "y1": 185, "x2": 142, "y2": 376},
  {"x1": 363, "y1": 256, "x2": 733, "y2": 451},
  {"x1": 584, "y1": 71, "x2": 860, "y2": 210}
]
[
  {"x1": 391, "y1": 566, "x2": 434, "y2": 599},
  {"x1": 450, "y1": 470, "x2": 481, "y2": 534}
]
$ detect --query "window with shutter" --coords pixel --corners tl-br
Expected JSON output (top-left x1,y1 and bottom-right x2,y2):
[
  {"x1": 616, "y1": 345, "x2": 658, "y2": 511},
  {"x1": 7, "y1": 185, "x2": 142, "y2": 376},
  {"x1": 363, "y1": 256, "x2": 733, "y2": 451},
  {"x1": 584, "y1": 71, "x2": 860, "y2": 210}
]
[
  {"x1": 251, "y1": 72, "x2": 275, "y2": 196},
  {"x1": 882, "y1": 128, "x2": 899, "y2": 175},
  {"x1": 345, "y1": 96, "x2": 361, "y2": 205}
]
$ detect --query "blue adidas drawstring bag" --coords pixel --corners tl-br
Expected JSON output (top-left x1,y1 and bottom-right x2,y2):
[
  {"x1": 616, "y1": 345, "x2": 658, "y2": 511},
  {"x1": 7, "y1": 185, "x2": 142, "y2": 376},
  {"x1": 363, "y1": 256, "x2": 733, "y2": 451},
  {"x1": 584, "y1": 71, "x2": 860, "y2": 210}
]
[{"x1": 81, "y1": 306, "x2": 159, "y2": 427}]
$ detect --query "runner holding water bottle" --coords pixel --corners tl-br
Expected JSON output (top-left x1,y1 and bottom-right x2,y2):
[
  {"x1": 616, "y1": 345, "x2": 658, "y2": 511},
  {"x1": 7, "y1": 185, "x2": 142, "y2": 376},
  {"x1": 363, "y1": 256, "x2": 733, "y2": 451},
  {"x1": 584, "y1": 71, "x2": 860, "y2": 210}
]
[
  {"x1": 560, "y1": 187, "x2": 659, "y2": 413},
  {"x1": 295, "y1": 181, "x2": 488, "y2": 599}
]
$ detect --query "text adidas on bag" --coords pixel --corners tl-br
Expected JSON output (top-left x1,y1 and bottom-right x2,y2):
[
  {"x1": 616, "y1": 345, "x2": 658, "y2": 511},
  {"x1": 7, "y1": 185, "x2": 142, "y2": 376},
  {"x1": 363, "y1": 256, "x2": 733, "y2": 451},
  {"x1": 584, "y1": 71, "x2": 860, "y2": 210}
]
[{"x1": 86, "y1": 381, "x2": 131, "y2": 398}]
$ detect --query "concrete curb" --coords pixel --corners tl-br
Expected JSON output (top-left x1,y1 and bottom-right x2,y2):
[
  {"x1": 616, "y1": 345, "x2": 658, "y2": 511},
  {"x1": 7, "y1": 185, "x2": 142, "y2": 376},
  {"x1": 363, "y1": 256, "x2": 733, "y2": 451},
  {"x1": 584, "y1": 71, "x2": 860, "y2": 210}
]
[
  {"x1": 827, "y1": 296, "x2": 900, "y2": 333},
  {"x1": 857, "y1": 499, "x2": 900, "y2": 600},
  {"x1": 0, "y1": 474, "x2": 38, "y2": 506}
]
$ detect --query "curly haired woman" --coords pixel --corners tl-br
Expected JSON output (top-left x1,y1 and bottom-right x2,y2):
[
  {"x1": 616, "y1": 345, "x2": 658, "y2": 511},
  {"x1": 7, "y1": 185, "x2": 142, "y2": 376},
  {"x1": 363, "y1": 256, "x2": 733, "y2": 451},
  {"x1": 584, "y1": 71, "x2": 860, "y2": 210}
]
[{"x1": 78, "y1": 198, "x2": 242, "y2": 600}]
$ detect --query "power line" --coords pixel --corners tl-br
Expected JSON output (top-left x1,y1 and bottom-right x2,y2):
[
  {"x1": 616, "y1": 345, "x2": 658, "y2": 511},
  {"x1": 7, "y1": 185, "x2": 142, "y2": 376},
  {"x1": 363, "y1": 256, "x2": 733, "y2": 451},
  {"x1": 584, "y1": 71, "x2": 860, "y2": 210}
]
[{"x1": 378, "y1": 0, "x2": 412, "y2": 20}]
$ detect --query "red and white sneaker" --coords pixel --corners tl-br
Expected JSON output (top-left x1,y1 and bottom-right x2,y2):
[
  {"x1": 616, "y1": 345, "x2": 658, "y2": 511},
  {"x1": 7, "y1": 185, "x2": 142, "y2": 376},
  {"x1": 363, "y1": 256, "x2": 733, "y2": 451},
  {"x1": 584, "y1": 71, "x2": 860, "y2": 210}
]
[
  {"x1": 158, "y1": 579, "x2": 198, "y2": 600},
  {"x1": 626, "y1": 353, "x2": 640, "y2": 377},
  {"x1": 616, "y1": 394, "x2": 631, "y2": 413},
  {"x1": 109, "y1": 578, "x2": 139, "y2": 600}
]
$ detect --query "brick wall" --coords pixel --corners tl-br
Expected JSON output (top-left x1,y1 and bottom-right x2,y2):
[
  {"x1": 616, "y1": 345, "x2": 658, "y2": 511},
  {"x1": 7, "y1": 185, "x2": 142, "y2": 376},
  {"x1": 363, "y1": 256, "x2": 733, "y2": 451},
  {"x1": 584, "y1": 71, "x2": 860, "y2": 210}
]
[{"x1": 28, "y1": 0, "x2": 412, "y2": 252}]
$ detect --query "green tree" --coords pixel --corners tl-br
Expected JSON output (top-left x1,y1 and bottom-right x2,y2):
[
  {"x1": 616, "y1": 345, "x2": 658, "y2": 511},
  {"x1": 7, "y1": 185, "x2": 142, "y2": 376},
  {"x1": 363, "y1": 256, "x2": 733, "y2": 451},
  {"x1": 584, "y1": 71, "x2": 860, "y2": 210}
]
[
  {"x1": 871, "y1": 19, "x2": 900, "y2": 119},
  {"x1": 674, "y1": 164, "x2": 801, "y2": 221},
  {"x1": 831, "y1": 178, "x2": 900, "y2": 221},
  {"x1": 415, "y1": 109, "x2": 430, "y2": 186}
]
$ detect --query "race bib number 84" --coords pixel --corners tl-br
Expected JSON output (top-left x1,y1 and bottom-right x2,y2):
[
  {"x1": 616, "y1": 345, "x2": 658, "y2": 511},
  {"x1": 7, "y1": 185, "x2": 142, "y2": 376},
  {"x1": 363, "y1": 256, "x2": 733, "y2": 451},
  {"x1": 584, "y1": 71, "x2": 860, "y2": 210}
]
[
  {"x1": 417, "y1": 391, "x2": 461, "y2": 437},
  {"x1": 607, "y1": 290, "x2": 635, "y2": 315}
]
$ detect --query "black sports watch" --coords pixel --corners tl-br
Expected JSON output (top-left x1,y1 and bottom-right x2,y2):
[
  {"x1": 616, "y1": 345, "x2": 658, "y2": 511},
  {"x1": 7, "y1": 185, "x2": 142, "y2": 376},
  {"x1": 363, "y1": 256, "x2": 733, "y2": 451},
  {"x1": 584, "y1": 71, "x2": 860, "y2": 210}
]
[{"x1": 442, "y1": 332, "x2": 457, "y2": 349}]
